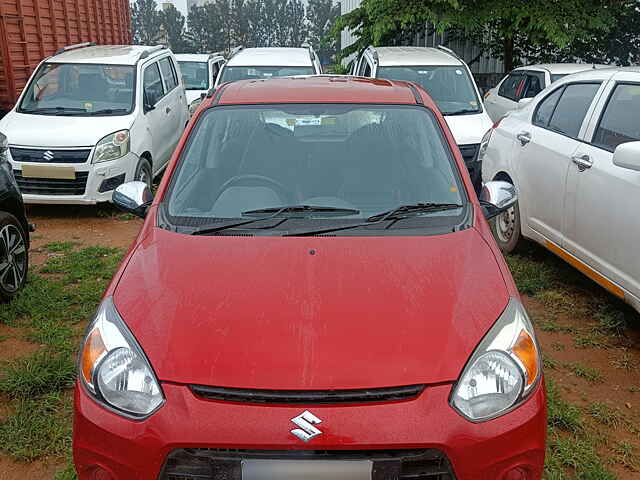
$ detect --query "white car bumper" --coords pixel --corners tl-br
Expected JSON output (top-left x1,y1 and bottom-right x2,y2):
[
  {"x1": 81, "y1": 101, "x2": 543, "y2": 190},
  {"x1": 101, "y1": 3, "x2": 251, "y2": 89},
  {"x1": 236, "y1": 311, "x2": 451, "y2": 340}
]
[{"x1": 10, "y1": 151, "x2": 139, "y2": 205}]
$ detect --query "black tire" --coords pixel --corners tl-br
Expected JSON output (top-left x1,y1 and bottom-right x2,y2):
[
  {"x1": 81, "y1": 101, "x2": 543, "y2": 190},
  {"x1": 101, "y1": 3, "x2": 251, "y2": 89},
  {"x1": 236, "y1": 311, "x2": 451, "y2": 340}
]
[
  {"x1": 490, "y1": 201, "x2": 523, "y2": 254},
  {"x1": 0, "y1": 212, "x2": 28, "y2": 302},
  {"x1": 134, "y1": 157, "x2": 153, "y2": 189}
]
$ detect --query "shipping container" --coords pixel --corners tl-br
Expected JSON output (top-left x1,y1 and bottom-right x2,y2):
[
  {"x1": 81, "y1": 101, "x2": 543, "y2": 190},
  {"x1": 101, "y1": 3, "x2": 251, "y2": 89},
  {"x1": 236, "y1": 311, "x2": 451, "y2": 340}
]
[{"x1": 0, "y1": 0, "x2": 132, "y2": 114}]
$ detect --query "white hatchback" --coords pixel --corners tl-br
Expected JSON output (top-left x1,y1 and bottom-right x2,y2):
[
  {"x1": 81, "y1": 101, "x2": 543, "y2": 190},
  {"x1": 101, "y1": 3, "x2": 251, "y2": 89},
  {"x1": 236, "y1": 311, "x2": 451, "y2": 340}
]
[
  {"x1": 176, "y1": 53, "x2": 225, "y2": 114},
  {"x1": 484, "y1": 63, "x2": 609, "y2": 122},
  {"x1": 0, "y1": 44, "x2": 189, "y2": 204},
  {"x1": 354, "y1": 46, "x2": 493, "y2": 193},
  {"x1": 481, "y1": 66, "x2": 640, "y2": 313}
]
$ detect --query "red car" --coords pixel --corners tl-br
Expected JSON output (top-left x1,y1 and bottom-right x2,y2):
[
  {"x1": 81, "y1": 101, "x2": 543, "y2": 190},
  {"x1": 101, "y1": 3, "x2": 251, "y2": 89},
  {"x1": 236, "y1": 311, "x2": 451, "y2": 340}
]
[{"x1": 74, "y1": 76, "x2": 546, "y2": 480}]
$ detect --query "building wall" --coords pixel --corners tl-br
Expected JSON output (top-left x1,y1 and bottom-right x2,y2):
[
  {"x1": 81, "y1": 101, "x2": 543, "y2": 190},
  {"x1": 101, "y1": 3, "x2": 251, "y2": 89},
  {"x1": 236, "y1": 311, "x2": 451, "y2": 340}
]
[{"x1": 186, "y1": 0, "x2": 209, "y2": 11}]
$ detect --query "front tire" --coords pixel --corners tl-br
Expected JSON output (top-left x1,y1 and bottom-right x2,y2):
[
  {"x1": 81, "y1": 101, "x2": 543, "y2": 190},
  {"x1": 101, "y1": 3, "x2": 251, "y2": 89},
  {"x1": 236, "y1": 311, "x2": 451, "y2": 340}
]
[
  {"x1": 491, "y1": 201, "x2": 522, "y2": 254},
  {"x1": 0, "y1": 212, "x2": 28, "y2": 302},
  {"x1": 134, "y1": 157, "x2": 153, "y2": 189}
]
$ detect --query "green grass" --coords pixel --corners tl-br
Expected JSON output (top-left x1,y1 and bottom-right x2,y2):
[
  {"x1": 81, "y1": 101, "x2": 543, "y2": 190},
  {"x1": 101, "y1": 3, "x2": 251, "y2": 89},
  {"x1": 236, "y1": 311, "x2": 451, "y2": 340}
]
[
  {"x1": 547, "y1": 380, "x2": 583, "y2": 433},
  {"x1": 587, "y1": 402, "x2": 623, "y2": 429},
  {"x1": 565, "y1": 362, "x2": 604, "y2": 383},
  {"x1": 0, "y1": 244, "x2": 123, "y2": 468}
]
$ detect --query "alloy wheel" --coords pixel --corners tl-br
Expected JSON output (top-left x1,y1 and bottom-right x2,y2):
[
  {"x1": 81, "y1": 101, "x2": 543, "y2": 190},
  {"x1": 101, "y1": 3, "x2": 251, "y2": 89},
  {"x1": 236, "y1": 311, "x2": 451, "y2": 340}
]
[{"x1": 0, "y1": 224, "x2": 27, "y2": 293}]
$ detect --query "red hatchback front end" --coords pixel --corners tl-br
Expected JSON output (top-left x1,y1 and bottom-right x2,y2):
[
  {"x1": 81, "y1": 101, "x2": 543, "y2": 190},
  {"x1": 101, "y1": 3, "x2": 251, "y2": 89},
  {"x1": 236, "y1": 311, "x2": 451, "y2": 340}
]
[{"x1": 73, "y1": 77, "x2": 546, "y2": 480}]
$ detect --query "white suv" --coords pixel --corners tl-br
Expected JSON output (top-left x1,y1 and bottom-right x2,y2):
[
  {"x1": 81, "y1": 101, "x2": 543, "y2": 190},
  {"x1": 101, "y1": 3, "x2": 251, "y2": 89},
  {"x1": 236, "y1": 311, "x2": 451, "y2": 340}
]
[
  {"x1": 484, "y1": 63, "x2": 609, "y2": 121},
  {"x1": 354, "y1": 46, "x2": 492, "y2": 193},
  {"x1": 176, "y1": 53, "x2": 225, "y2": 114},
  {"x1": 215, "y1": 46, "x2": 322, "y2": 87},
  {"x1": 0, "y1": 43, "x2": 189, "y2": 204},
  {"x1": 482, "y1": 67, "x2": 640, "y2": 313}
]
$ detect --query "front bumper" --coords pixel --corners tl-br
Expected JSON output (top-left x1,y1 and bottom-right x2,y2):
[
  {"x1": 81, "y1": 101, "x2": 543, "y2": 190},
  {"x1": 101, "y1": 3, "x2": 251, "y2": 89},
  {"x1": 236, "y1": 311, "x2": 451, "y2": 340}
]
[
  {"x1": 10, "y1": 151, "x2": 139, "y2": 205},
  {"x1": 73, "y1": 380, "x2": 546, "y2": 480}
]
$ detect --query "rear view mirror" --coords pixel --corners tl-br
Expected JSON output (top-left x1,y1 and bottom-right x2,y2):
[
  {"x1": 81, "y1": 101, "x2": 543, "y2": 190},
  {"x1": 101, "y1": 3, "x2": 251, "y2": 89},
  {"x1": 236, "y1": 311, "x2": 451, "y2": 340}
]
[
  {"x1": 479, "y1": 181, "x2": 518, "y2": 220},
  {"x1": 613, "y1": 141, "x2": 640, "y2": 172},
  {"x1": 112, "y1": 181, "x2": 153, "y2": 218}
]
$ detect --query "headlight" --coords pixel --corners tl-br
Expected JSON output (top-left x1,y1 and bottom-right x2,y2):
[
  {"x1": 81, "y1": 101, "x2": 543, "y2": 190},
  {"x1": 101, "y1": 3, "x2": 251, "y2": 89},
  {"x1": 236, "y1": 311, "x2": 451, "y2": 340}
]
[
  {"x1": 79, "y1": 297, "x2": 164, "y2": 417},
  {"x1": 477, "y1": 128, "x2": 492, "y2": 162},
  {"x1": 451, "y1": 297, "x2": 540, "y2": 422},
  {"x1": 94, "y1": 130, "x2": 130, "y2": 163}
]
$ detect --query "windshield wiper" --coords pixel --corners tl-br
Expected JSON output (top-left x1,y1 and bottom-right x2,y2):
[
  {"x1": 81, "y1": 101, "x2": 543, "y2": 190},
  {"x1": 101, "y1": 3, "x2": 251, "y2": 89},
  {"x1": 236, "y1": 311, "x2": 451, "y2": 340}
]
[
  {"x1": 242, "y1": 205, "x2": 360, "y2": 218},
  {"x1": 446, "y1": 108, "x2": 481, "y2": 116},
  {"x1": 86, "y1": 108, "x2": 130, "y2": 115},
  {"x1": 190, "y1": 205, "x2": 359, "y2": 236},
  {"x1": 22, "y1": 106, "x2": 87, "y2": 115},
  {"x1": 285, "y1": 203, "x2": 463, "y2": 237}
]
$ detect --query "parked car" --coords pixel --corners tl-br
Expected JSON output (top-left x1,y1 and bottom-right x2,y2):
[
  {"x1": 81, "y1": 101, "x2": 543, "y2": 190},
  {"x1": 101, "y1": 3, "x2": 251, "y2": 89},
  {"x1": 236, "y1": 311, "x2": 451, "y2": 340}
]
[
  {"x1": 482, "y1": 66, "x2": 640, "y2": 313},
  {"x1": 0, "y1": 132, "x2": 30, "y2": 301},
  {"x1": 176, "y1": 53, "x2": 226, "y2": 114},
  {"x1": 74, "y1": 76, "x2": 545, "y2": 479},
  {"x1": 484, "y1": 63, "x2": 609, "y2": 121},
  {"x1": 0, "y1": 43, "x2": 189, "y2": 205},
  {"x1": 214, "y1": 46, "x2": 322, "y2": 87},
  {"x1": 353, "y1": 46, "x2": 493, "y2": 194}
]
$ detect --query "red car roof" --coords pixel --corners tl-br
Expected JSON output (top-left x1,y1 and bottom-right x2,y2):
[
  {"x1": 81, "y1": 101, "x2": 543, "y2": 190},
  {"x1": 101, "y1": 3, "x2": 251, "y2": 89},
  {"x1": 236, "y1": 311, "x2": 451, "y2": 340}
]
[{"x1": 209, "y1": 75, "x2": 438, "y2": 109}]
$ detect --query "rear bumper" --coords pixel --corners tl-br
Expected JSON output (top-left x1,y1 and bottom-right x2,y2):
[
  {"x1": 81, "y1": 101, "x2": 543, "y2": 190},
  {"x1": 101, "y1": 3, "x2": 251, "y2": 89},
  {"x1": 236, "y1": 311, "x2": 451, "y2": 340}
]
[{"x1": 73, "y1": 380, "x2": 546, "y2": 479}]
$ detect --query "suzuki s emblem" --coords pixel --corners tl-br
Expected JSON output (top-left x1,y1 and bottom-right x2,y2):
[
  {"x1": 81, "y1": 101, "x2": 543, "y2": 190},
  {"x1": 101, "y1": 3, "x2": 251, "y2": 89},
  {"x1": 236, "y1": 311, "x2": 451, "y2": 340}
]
[
  {"x1": 43, "y1": 150, "x2": 54, "y2": 161},
  {"x1": 290, "y1": 410, "x2": 322, "y2": 442}
]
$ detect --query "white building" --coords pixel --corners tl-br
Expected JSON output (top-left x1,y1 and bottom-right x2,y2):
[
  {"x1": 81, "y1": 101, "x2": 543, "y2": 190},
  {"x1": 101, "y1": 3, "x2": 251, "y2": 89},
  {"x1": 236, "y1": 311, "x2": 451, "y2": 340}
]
[
  {"x1": 186, "y1": 0, "x2": 209, "y2": 11},
  {"x1": 340, "y1": 0, "x2": 362, "y2": 51}
]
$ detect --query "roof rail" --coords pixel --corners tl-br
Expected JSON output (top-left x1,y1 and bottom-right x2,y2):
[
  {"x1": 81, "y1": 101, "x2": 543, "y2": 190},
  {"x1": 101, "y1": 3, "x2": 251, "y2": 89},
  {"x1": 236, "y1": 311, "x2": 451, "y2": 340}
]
[
  {"x1": 366, "y1": 45, "x2": 379, "y2": 63},
  {"x1": 139, "y1": 45, "x2": 167, "y2": 61},
  {"x1": 228, "y1": 46, "x2": 244, "y2": 60},
  {"x1": 54, "y1": 42, "x2": 96, "y2": 56},
  {"x1": 436, "y1": 44, "x2": 462, "y2": 61}
]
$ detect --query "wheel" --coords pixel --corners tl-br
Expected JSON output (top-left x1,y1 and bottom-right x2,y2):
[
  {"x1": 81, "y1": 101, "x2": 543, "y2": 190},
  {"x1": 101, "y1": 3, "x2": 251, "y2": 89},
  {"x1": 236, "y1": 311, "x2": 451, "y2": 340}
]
[
  {"x1": 0, "y1": 212, "x2": 28, "y2": 301},
  {"x1": 134, "y1": 158, "x2": 153, "y2": 189},
  {"x1": 490, "y1": 201, "x2": 522, "y2": 254}
]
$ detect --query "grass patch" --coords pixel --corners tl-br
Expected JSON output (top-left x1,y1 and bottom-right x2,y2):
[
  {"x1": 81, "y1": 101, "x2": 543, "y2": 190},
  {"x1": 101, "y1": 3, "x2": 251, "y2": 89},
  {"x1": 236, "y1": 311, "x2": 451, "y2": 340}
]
[
  {"x1": 0, "y1": 392, "x2": 72, "y2": 461},
  {"x1": 545, "y1": 432, "x2": 617, "y2": 480},
  {"x1": 565, "y1": 362, "x2": 604, "y2": 383},
  {"x1": 506, "y1": 253, "x2": 556, "y2": 295},
  {"x1": 44, "y1": 241, "x2": 78, "y2": 253},
  {"x1": 587, "y1": 402, "x2": 623, "y2": 429},
  {"x1": 547, "y1": 380, "x2": 582, "y2": 433},
  {"x1": 611, "y1": 440, "x2": 639, "y2": 471},
  {"x1": 0, "y1": 349, "x2": 76, "y2": 398}
]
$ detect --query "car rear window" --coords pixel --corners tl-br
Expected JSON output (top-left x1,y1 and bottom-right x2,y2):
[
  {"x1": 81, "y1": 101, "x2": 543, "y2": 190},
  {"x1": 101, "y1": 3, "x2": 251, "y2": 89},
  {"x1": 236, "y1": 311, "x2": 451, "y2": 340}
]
[
  {"x1": 593, "y1": 83, "x2": 640, "y2": 152},
  {"x1": 219, "y1": 66, "x2": 314, "y2": 83},
  {"x1": 547, "y1": 83, "x2": 600, "y2": 139}
]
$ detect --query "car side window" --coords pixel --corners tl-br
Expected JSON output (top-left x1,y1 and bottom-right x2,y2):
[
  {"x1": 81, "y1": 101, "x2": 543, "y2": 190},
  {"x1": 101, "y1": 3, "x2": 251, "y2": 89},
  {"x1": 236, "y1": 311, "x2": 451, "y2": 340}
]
[
  {"x1": 211, "y1": 61, "x2": 221, "y2": 81},
  {"x1": 593, "y1": 83, "x2": 640, "y2": 152},
  {"x1": 159, "y1": 57, "x2": 178, "y2": 92},
  {"x1": 533, "y1": 87, "x2": 563, "y2": 127},
  {"x1": 143, "y1": 62, "x2": 165, "y2": 108},
  {"x1": 498, "y1": 73, "x2": 524, "y2": 101},
  {"x1": 522, "y1": 72, "x2": 545, "y2": 99},
  {"x1": 547, "y1": 83, "x2": 601, "y2": 139}
]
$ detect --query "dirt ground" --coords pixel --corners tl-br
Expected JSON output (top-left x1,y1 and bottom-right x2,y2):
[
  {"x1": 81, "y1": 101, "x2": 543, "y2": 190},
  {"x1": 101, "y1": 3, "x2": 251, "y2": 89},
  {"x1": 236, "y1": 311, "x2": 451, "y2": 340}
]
[{"x1": 2, "y1": 204, "x2": 640, "y2": 478}]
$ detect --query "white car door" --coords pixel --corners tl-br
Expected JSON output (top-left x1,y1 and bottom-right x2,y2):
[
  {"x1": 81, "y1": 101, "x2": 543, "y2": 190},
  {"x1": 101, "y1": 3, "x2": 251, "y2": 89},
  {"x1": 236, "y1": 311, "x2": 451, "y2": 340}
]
[
  {"x1": 142, "y1": 61, "x2": 174, "y2": 172},
  {"x1": 515, "y1": 82, "x2": 602, "y2": 246},
  {"x1": 564, "y1": 77, "x2": 640, "y2": 300},
  {"x1": 484, "y1": 71, "x2": 523, "y2": 121},
  {"x1": 158, "y1": 56, "x2": 186, "y2": 166}
]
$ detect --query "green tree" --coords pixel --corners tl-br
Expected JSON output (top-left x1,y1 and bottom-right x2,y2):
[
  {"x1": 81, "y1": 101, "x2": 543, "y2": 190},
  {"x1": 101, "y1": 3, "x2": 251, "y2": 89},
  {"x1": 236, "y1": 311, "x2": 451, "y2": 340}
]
[
  {"x1": 131, "y1": 0, "x2": 163, "y2": 45},
  {"x1": 306, "y1": 0, "x2": 341, "y2": 63},
  {"x1": 160, "y1": 4, "x2": 190, "y2": 53},
  {"x1": 335, "y1": 0, "x2": 625, "y2": 72}
]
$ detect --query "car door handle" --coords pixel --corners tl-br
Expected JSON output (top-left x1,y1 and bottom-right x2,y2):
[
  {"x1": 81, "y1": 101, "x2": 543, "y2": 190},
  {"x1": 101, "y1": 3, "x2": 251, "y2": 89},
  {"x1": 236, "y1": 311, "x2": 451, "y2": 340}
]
[
  {"x1": 572, "y1": 154, "x2": 593, "y2": 171},
  {"x1": 166, "y1": 107, "x2": 172, "y2": 114},
  {"x1": 516, "y1": 131, "x2": 531, "y2": 146}
]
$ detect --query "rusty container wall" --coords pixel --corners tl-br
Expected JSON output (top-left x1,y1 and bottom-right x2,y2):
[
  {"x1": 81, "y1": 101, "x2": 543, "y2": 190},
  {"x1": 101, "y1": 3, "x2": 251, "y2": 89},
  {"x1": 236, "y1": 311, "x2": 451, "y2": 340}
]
[{"x1": 0, "y1": 0, "x2": 132, "y2": 113}]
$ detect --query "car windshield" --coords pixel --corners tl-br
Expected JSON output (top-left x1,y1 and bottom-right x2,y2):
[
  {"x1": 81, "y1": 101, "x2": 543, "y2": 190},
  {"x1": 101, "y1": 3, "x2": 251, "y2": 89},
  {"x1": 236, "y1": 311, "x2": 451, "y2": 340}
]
[
  {"x1": 219, "y1": 66, "x2": 314, "y2": 83},
  {"x1": 376, "y1": 66, "x2": 481, "y2": 115},
  {"x1": 165, "y1": 104, "x2": 466, "y2": 233},
  {"x1": 19, "y1": 63, "x2": 135, "y2": 116},
  {"x1": 179, "y1": 61, "x2": 209, "y2": 90}
]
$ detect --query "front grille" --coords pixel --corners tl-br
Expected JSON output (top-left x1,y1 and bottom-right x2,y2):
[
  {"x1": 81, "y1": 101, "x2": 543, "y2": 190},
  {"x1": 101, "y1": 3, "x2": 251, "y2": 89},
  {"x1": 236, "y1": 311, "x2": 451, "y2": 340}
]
[
  {"x1": 14, "y1": 170, "x2": 88, "y2": 196},
  {"x1": 190, "y1": 384, "x2": 425, "y2": 405},
  {"x1": 10, "y1": 147, "x2": 91, "y2": 164},
  {"x1": 159, "y1": 449, "x2": 456, "y2": 480},
  {"x1": 458, "y1": 144, "x2": 480, "y2": 165}
]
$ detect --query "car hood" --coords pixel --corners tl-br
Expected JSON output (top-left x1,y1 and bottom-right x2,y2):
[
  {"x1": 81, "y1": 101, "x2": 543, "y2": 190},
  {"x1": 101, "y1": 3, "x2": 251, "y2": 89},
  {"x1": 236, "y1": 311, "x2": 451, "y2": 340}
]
[
  {"x1": 444, "y1": 111, "x2": 493, "y2": 145},
  {"x1": 0, "y1": 111, "x2": 134, "y2": 147},
  {"x1": 114, "y1": 227, "x2": 509, "y2": 390}
]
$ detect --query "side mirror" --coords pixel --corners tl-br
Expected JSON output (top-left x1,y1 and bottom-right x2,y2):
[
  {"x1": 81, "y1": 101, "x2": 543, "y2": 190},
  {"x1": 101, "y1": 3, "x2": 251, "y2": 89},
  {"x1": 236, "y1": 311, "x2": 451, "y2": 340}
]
[
  {"x1": 479, "y1": 181, "x2": 517, "y2": 220},
  {"x1": 112, "y1": 181, "x2": 153, "y2": 218},
  {"x1": 518, "y1": 97, "x2": 533, "y2": 107},
  {"x1": 200, "y1": 92, "x2": 206, "y2": 100},
  {"x1": 613, "y1": 141, "x2": 640, "y2": 172}
]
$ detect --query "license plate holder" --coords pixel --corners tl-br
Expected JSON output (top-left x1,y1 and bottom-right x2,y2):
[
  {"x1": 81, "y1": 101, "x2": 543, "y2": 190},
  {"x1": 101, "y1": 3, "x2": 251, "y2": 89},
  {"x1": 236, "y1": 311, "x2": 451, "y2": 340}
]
[
  {"x1": 21, "y1": 165, "x2": 76, "y2": 180},
  {"x1": 241, "y1": 459, "x2": 372, "y2": 480}
]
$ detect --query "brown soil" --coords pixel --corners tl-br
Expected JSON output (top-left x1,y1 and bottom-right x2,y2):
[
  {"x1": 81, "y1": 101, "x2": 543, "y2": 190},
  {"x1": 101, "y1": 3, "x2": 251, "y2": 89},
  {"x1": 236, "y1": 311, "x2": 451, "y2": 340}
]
[{"x1": 0, "y1": 457, "x2": 64, "y2": 480}]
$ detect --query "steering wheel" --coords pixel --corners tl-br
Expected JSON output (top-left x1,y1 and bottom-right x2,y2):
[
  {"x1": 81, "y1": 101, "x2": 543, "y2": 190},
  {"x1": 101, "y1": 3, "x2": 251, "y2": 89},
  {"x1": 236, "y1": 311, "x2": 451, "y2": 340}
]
[{"x1": 214, "y1": 174, "x2": 293, "y2": 206}]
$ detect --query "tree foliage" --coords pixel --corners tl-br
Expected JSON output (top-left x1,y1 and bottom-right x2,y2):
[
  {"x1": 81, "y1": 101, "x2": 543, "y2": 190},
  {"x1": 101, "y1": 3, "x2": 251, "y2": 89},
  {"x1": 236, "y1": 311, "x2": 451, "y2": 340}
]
[
  {"x1": 131, "y1": 0, "x2": 163, "y2": 45},
  {"x1": 160, "y1": 5, "x2": 190, "y2": 53},
  {"x1": 335, "y1": 0, "x2": 634, "y2": 71},
  {"x1": 306, "y1": 0, "x2": 341, "y2": 64}
]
